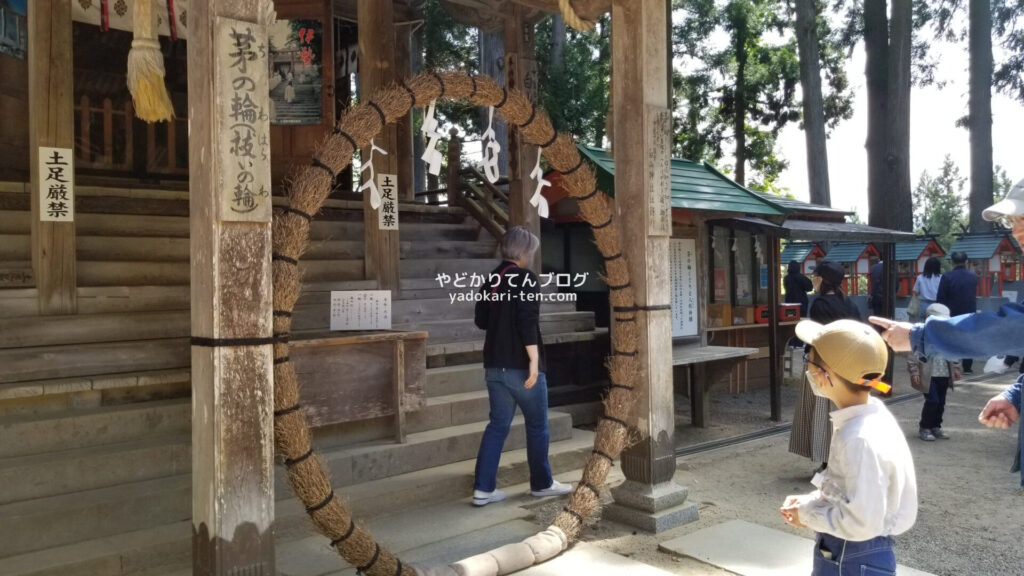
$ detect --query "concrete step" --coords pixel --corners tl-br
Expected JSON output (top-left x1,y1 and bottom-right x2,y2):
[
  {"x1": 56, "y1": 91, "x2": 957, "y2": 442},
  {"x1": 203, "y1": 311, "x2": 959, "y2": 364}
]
[
  {"x1": 0, "y1": 399, "x2": 189, "y2": 458},
  {"x1": 425, "y1": 364, "x2": 485, "y2": 397},
  {"x1": 0, "y1": 474, "x2": 192, "y2": 558},
  {"x1": 0, "y1": 432, "x2": 190, "y2": 505},
  {"x1": 0, "y1": 428, "x2": 596, "y2": 576},
  {"x1": 405, "y1": 391, "x2": 490, "y2": 434}
]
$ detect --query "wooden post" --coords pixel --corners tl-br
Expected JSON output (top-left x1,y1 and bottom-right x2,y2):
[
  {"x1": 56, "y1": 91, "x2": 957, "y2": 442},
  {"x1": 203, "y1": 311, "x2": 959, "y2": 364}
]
[
  {"x1": 768, "y1": 235, "x2": 781, "y2": 421},
  {"x1": 359, "y1": 0, "x2": 401, "y2": 294},
  {"x1": 447, "y1": 128, "x2": 462, "y2": 209},
  {"x1": 603, "y1": 0, "x2": 698, "y2": 533},
  {"x1": 188, "y1": 2, "x2": 276, "y2": 574},
  {"x1": 393, "y1": 339, "x2": 406, "y2": 443},
  {"x1": 395, "y1": 23, "x2": 415, "y2": 202},
  {"x1": 503, "y1": 4, "x2": 541, "y2": 271},
  {"x1": 28, "y1": 0, "x2": 76, "y2": 315}
]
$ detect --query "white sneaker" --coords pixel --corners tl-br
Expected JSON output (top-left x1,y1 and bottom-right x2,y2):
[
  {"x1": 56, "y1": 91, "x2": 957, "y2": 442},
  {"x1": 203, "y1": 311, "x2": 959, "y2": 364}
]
[
  {"x1": 531, "y1": 480, "x2": 573, "y2": 498},
  {"x1": 472, "y1": 489, "x2": 506, "y2": 507}
]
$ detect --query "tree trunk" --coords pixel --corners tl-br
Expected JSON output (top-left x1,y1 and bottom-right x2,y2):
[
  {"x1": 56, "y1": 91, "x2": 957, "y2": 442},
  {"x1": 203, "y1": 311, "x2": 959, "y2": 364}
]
[
  {"x1": 734, "y1": 26, "x2": 747, "y2": 186},
  {"x1": 793, "y1": 0, "x2": 831, "y2": 206},
  {"x1": 884, "y1": 0, "x2": 913, "y2": 231},
  {"x1": 552, "y1": 13, "x2": 566, "y2": 71},
  {"x1": 478, "y1": 28, "x2": 509, "y2": 176},
  {"x1": 969, "y1": 0, "x2": 993, "y2": 232},
  {"x1": 863, "y1": 0, "x2": 889, "y2": 228}
]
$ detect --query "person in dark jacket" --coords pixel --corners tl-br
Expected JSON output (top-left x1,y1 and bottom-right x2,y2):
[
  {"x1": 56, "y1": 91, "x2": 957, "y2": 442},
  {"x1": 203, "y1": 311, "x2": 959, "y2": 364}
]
[
  {"x1": 471, "y1": 226, "x2": 572, "y2": 506},
  {"x1": 937, "y1": 251, "x2": 979, "y2": 372},
  {"x1": 784, "y1": 260, "x2": 814, "y2": 317},
  {"x1": 869, "y1": 260, "x2": 885, "y2": 316},
  {"x1": 789, "y1": 261, "x2": 863, "y2": 470}
]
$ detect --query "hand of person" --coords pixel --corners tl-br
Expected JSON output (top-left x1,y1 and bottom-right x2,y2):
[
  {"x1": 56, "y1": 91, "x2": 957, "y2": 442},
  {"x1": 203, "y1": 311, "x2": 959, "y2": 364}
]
[
  {"x1": 869, "y1": 316, "x2": 914, "y2": 352},
  {"x1": 780, "y1": 497, "x2": 806, "y2": 528},
  {"x1": 979, "y1": 395, "x2": 1020, "y2": 429},
  {"x1": 524, "y1": 365, "x2": 539, "y2": 389},
  {"x1": 910, "y1": 374, "x2": 922, "y2": 389},
  {"x1": 953, "y1": 368, "x2": 963, "y2": 382}
]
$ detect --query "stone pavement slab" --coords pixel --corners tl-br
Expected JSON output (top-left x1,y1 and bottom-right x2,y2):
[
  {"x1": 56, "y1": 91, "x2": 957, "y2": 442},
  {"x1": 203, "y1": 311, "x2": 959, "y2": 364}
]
[
  {"x1": 659, "y1": 520, "x2": 934, "y2": 576},
  {"x1": 516, "y1": 542, "x2": 678, "y2": 576}
]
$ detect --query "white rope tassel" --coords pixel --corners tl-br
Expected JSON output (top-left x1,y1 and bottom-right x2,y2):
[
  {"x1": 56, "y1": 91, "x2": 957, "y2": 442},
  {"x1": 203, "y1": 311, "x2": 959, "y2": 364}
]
[
  {"x1": 413, "y1": 526, "x2": 568, "y2": 576},
  {"x1": 127, "y1": 0, "x2": 174, "y2": 122}
]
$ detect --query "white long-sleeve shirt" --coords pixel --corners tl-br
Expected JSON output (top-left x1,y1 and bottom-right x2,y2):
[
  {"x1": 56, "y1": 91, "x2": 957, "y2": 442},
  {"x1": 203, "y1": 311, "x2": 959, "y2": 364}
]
[{"x1": 796, "y1": 397, "x2": 918, "y2": 541}]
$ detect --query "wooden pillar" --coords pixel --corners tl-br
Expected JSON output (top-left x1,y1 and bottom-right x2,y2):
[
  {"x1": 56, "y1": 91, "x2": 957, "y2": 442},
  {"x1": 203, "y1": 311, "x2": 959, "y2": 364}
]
[
  {"x1": 188, "y1": 2, "x2": 276, "y2": 574},
  {"x1": 395, "y1": 23, "x2": 414, "y2": 202},
  {"x1": 604, "y1": 0, "x2": 697, "y2": 533},
  {"x1": 768, "y1": 235, "x2": 781, "y2": 421},
  {"x1": 28, "y1": 0, "x2": 76, "y2": 315},
  {"x1": 504, "y1": 5, "x2": 541, "y2": 271},
  {"x1": 359, "y1": 0, "x2": 401, "y2": 293}
]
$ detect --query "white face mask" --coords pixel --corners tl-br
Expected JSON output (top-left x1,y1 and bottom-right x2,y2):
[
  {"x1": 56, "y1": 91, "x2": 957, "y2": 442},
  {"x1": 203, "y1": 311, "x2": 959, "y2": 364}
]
[{"x1": 805, "y1": 370, "x2": 831, "y2": 398}]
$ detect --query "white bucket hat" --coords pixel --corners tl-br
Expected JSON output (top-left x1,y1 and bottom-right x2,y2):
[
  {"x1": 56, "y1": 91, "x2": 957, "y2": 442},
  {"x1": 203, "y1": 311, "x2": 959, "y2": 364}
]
[{"x1": 982, "y1": 179, "x2": 1024, "y2": 221}]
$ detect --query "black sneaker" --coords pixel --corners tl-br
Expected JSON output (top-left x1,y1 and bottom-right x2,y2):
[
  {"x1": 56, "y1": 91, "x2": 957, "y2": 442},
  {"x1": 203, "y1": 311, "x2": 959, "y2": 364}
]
[{"x1": 919, "y1": 428, "x2": 936, "y2": 441}]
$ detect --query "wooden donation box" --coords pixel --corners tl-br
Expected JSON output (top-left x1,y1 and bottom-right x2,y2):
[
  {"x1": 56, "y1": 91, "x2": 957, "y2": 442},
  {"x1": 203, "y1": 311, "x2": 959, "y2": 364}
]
[{"x1": 289, "y1": 292, "x2": 427, "y2": 442}]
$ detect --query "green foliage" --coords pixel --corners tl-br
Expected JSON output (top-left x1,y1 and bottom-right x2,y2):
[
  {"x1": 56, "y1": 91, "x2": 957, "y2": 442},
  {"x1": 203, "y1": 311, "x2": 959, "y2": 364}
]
[
  {"x1": 535, "y1": 16, "x2": 611, "y2": 147},
  {"x1": 672, "y1": 0, "x2": 853, "y2": 191},
  {"x1": 994, "y1": 164, "x2": 1014, "y2": 200},
  {"x1": 419, "y1": 0, "x2": 480, "y2": 133},
  {"x1": 913, "y1": 155, "x2": 968, "y2": 249}
]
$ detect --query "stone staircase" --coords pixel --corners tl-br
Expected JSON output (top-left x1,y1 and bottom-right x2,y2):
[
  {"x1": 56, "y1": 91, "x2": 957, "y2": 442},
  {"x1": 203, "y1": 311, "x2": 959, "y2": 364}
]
[{"x1": 0, "y1": 184, "x2": 606, "y2": 574}]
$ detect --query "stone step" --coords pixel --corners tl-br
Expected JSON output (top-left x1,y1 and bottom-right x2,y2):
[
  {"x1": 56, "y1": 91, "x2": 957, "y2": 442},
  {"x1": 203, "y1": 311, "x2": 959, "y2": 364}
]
[
  {"x1": 303, "y1": 239, "x2": 497, "y2": 260},
  {"x1": 0, "y1": 397, "x2": 189, "y2": 459},
  {"x1": 0, "y1": 432, "x2": 190, "y2": 505},
  {"x1": 0, "y1": 428, "x2": 595, "y2": 575}
]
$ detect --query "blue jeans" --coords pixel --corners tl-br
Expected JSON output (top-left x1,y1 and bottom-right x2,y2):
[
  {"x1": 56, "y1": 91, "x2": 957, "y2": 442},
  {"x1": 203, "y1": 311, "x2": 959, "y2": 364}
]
[
  {"x1": 474, "y1": 368, "x2": 553, "y2": 493},
  {"x1": 812, "y1": 533, "x2": 895, "y2": 576}
]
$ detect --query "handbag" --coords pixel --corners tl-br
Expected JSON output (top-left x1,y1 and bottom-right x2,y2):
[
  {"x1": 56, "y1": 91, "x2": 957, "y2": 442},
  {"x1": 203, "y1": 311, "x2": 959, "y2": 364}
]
[{"x1": 906, "y1": 293, "x2": 922, "y2": 318}]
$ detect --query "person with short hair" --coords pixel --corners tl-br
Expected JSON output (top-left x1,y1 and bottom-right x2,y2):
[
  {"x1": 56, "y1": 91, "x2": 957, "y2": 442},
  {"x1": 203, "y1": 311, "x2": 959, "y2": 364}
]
[
  {"x1": 784, "y1": 260, "x2": 814, "y2": 317},
  {"x1": 910, "y1": 257, "x2": 942, "y2": 322},
  {"x1": 870, "y1": 179, "x2": 1024, "y2": 489},
  {"x1": 471, "y1": 226, "x2": 572, "y2": 506},
  {"x1": 937, "y1": 251, "x2": 979, "y2": 372},
  {"x1": 781, "y1": 319, "x2": 918, "y2": 575}
]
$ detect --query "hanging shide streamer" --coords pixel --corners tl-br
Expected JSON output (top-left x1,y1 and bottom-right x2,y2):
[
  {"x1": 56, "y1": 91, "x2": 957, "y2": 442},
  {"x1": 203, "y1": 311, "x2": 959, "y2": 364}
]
[{"x1": 127, "y1": 0, "x2": 174, "y2": 122}]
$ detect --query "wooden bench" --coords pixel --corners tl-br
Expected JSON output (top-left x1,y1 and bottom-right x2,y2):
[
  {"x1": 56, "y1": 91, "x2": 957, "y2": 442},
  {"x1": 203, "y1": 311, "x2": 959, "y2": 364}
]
[
  {"x1": 673, "y1": 342, "x2": 758, "y2": 428},
  {"x1": 290, "y1": 330, "x2": 428, "y2": 443}
]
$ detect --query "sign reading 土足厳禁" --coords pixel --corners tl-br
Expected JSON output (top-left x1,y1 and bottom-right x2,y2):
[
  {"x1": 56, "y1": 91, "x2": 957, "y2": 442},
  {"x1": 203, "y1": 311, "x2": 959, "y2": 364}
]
[
  {"x1": 38, "y1": 147, "x2": 75, "y2": 222},
  {"x1": 330, "y1": 291, "x2": 392, "y2": 331},
  {"x1": 217, "y1": 17, "x2": 272, "y2": 222}
]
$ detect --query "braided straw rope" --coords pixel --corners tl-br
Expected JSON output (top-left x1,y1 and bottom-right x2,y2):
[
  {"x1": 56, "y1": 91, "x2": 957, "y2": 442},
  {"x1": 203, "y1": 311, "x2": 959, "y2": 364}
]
[
  {"x1": 272, "y1": 71, "x2": 642, "y2": 575},
  {"x1": 558, "y1": 0, "x2": 597, "y2": 31}
]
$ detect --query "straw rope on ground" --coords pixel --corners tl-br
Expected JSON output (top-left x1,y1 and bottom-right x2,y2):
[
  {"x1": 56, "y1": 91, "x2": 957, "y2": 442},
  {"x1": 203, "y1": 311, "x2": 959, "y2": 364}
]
[{"x1": 272, "y1": 71, "x2": 644, "y2": 576}]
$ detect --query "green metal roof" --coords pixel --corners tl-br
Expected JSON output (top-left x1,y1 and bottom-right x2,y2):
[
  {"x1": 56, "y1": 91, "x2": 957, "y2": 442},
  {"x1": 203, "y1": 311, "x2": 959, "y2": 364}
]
[
  {"x1": 577, "y1": 145, "x2": 784, "y2": 217},
  {"x1": 894, "y1": 238, "x2": 944, "y2": 261},
  {"x1": 747, "y1": 189, "x2": 852, "y2": 217},
  {"x1": 824, "y1": 243, "x2": 871, "y2": 263},
  {"x1": 950, "y1": 234, "x2": 1020, "y2": 260},
  {"x1": 780, "y1": 242, "x2": 819, "y2": 263}
]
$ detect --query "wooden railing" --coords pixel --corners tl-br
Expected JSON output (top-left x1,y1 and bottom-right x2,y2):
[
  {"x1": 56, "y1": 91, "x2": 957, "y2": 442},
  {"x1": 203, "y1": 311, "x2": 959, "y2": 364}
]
[{"x1": 74, "y1": 95, "x2": 188, "y2": 177}]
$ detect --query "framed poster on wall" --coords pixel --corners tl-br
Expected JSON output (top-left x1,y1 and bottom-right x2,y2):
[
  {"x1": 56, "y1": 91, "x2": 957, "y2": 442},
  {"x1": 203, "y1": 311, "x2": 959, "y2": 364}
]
[
  {"x1": 670, "y1": 238, "x2": 699, "y2": 338},
  {"x1": 268, "y1": 19, "x2": 323, "y2": 125}
]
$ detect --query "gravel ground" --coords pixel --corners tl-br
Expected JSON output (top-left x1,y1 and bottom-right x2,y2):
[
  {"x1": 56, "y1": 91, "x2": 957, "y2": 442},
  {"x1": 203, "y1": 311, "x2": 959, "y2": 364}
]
[{"x1": 531, "y1": 365, "x2": 1024, "y2": 576}]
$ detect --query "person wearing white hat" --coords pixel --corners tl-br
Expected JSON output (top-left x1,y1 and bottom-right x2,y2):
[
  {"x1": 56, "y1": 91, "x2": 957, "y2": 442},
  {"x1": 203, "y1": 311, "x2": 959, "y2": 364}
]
[
  {"x1": 780, "y1": 319, "x2": 917, "y2": 575},
  {"x1": 869, "y1": 179, "x2": 1024, "y2": 489},
  {"x1": 906, "y1": 303, "x2": 962, "y2": 441}
]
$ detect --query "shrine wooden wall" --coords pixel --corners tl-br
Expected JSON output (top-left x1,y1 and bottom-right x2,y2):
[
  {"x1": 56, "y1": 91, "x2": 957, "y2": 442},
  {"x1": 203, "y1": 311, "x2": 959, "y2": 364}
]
[{"x1": 0, "y1": 51, "x2": 29, "y2": 181}]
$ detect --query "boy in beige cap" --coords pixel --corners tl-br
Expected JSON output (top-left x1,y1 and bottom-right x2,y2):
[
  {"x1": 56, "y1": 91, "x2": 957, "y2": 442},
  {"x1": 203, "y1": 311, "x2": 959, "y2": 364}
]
[{"x1": 780, "y1": 319, "x2": 918, "y2": 575}]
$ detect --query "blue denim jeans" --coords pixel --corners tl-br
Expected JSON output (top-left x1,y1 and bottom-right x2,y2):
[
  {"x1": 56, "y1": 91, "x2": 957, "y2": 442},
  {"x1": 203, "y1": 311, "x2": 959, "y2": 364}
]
[
  {"x1": 920, "y1": 376, "x2": 949, "y2": 429},
  {"x1": 812, "y1": 533, "x2": 895, "y2": 576},
  {"x1": 474, "y1": 368, "x2": 553, "y2": 493}
]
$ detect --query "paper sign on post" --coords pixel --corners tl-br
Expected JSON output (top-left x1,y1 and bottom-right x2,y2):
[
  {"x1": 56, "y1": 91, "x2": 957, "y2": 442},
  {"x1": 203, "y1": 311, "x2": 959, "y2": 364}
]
[{"x1": 330, "y1": 291, "x2": 392, "y2": 331}]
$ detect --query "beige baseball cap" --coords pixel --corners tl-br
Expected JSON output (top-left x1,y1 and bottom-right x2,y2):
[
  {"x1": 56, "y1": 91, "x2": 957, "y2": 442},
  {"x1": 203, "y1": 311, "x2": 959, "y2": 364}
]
[
  {"x1": 796, "y1": 319, "x2": 892, "y2": 393},
  {"x1": 982, "y1": 179, "x2": 1024, "y2": 221}
]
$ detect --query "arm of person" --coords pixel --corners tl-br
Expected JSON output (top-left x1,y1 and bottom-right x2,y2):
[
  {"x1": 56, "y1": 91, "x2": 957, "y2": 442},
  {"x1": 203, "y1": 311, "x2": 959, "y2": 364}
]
[
  {"x1": 910, "y1": 303, "x2": 1024, "y2": 358},
  {"x1": 800, "y1": 275, "x2": 813, "y2": 293},
  {"x1": 797, "y1": 440, "x2": 890, "y2": 542},
  {"x1": 906, "y1": 354, "x2": 922, "y2": 390},
  {"x1": 936, "y1": 275, "x2": 949, "y2": 305},
  {"x1": 473, "y1": 288, "x2": 489, "y2": 330},
  {"x1": 516, "y1": 271, "x2": 542, "y2": 387}
]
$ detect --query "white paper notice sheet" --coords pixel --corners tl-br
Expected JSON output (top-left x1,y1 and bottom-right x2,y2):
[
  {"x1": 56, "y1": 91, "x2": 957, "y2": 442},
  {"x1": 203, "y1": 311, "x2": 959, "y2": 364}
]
[{"x1": 330, "y1": 291, "x2": 392, "y2": 331}]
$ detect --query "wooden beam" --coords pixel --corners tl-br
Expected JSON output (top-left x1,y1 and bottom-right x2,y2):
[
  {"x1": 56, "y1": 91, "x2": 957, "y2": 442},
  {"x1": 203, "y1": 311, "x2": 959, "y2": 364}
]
[
  {"x1": 28, "y1": 0, "x2": 77, "y2": 315},
  {"x1": 503, "y1": 3, "x2": 541, "y2": 271},
  {"x1": 188, "y1": 1, "x2": 276, "y2": 574},
  {"x1": 395, "y1": 24, "x2": 415, "y2": 202},
  {"x1": 359, "y1": 0, "x2": 401, "y2": 294}
]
